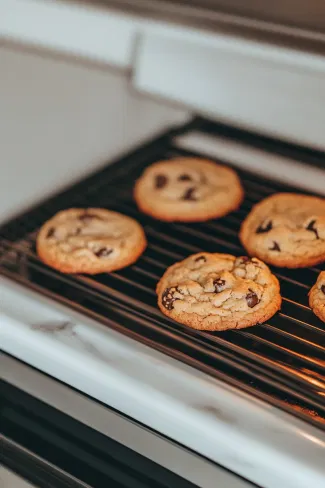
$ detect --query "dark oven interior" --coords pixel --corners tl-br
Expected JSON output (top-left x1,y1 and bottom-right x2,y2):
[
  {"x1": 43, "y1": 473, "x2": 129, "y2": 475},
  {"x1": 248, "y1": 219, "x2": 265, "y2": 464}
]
[{"x1": 1, "y1": 117, "x2": 324, "y2": 429}]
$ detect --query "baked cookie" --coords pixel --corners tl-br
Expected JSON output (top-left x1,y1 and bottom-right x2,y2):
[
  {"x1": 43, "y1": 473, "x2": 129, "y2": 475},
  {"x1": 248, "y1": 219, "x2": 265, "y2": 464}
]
[
  {"x1": 156, "y1": 253, "x2": 281, "y2": 331},
  {"x1": 37, "y1": 208, "x2": 147, "y2": 274},
  {"x1": 309, "y1": 271, "x2": 325, "y2": 322},
  {"x1": 134, "y1": 157, "x2": 244, "y2": 222},
  {"x1": 240, "y1": 193, "x2": 325, "y2": 268}
]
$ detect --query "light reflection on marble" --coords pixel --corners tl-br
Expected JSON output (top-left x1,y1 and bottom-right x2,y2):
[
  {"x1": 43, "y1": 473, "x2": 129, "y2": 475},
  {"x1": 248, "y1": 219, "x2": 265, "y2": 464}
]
[{"x1": 1, "y1": 276, "x2": 325, "y2": 488}]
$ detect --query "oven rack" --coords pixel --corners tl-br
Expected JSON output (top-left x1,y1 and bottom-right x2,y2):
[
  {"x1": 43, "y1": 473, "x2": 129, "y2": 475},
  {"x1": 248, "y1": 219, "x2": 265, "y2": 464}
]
[{"x1": 1, "y1": 118, "x2": 324, "y2": 428}]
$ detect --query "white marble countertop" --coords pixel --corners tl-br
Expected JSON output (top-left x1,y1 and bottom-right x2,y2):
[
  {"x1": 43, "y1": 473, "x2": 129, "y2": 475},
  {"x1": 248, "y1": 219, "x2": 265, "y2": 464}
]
[{"x1": 1, "y1": 467, "x2": 36, "y2": 488}]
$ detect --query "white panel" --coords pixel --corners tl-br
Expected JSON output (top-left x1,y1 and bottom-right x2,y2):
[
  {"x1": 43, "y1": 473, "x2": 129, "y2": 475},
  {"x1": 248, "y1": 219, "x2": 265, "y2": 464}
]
[
  {"x1": 135, "y1": 33, "x2": 325, "y2": 150},
  {"x1": 142, "y1": 22, "x2": 325, "y2": 72},
  {"x1": 0, "y1": 0, "x2": 140, "y2": 68},
  {"x1": 175, "y1": 132, "x2": 325, "y2": 195}
]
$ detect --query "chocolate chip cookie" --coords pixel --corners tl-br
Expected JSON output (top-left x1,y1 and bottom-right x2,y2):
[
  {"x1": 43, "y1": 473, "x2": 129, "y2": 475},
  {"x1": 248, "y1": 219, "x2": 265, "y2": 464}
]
[
  {"x1": 134, "y1": 157, "x2": 244, "y2": 222},
  {"x1": 37, "y1": 208, "x2": 147, "y2": 274},
  {"x1": 240, "y1": 193, "x2": 325, "y2": 268},
  {"x1": 309, "y1": 271, "x2": 325, "y2": 322},
  {"x1": 156, "y1": 253, "x2": 281, "y2": 331}
]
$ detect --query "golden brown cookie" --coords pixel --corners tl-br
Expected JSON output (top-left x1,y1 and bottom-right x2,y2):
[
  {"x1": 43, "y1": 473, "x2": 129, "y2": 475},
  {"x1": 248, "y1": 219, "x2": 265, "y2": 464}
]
[
  {"x1": 240, "y1": 193, "x2": 325, "y2": 268},
  {"x1": 37, "y1": 208, "x2": 147, "y2": 274},
  {"x1": 156, "y1": 253, "x2": 281, "y2": 331},
  {"x1": 309, "y1": 271, "x2": 325, "y2": 322},
  {"x1": 134, "y1": 157, "x2": 244, "y2": 222}
]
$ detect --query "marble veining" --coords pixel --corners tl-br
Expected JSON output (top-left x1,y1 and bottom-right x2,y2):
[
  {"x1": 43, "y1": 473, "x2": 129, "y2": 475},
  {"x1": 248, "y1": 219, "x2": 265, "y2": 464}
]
[
  {"x1": 31, "y1": 320, "x2": 74, "y2": 332},
  {"x1": 71, "y1": 328, "x2": 114, "y2": 365},
  {"x1": 30, "y1": 319, "x2": 115, "y2": 365},
  {"x1": 196, "y1": 405, "x2": 236, "y2": 425}
]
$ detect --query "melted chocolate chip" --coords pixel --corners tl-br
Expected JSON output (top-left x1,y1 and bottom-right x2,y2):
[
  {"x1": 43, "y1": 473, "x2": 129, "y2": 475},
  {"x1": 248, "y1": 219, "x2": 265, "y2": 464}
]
[
  {"x1": 239, "y1": 256, "x2": 251, "y2": 263},
  {"x1": 182, "y1": 187, "x2": 197, "y2": 201},
  {"x1": 155, "y1": 174, "x2": 168, "y2": 189},
  {"x1": 161, "y1": 287, "x2": 179, "y2": 310},
  {"x1": 321, "y1": 285, "x2": 325, "y2": 295},
  {"x1": 306, "y1": 220, "x2": 319, "y2": 239},
  {"x1": 256, "y1": 220, "x2": 272, "y2": 234},
  {"x1": 269, "y1": 241, "x2": 281, "y2": 251},
  {"x1": 79, "y1": 213, "x2": 101, "y2": 223},
  {"x1": 246, "y1": 289, "x2": 259, "y2": 308},
  {"x1": 178, "y1": 174, "x2": 192, "y2": 181},
  {"x1": 194, "y1": 255, "x2": 206, "y2": 263},
  {"x1": 213, "y1": 278, "x2": 226, "y2": 293},
  {"x1": 46, "y1": 227, "x2": 55, "y2": 239},
  {"x1": 95, "y1": 248, "x2": 113, "y2": 258}
]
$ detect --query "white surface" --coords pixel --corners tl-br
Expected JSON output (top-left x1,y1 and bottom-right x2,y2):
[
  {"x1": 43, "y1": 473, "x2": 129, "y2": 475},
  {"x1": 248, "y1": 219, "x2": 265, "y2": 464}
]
[
  {"x1": 0, "y1": 44, "x2": 187, "y2": 223},
  {"x1": 134, "y1": 32, "x2": 325, "y2": 151},
  {"x1": 175, "y1": 132, "x2": 325, "y2": 195},
  {"x1": 1, "y1": 277, "x2": 325, "y2": 488},
  {"x1": 0, "y1": 0, "x2": 140, "y2": 68},
  {"x1": 1, "y1": 0, "x2": 325, "y2": 149},
  {"x1": 1, "y1": 0, "x2": 324, "y2": 71},
  {"x1": 0, "y1": 467, "x2": 36, "y2": 488}
]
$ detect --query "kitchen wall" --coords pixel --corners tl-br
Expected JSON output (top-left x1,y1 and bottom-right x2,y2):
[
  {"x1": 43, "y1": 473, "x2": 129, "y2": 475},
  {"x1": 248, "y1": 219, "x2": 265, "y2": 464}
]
[{"x1": 0, "y1": 43, "x2": 188, "y2": 222}]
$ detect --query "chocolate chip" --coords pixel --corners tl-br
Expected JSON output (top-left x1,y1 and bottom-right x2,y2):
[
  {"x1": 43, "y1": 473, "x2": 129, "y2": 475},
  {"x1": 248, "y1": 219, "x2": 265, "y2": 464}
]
[
  {"x1": 161, "y1": 287, "x2": 180, "y2": 310},
  {"x1": 256, "y1": 220, "x2": 272, "y2": 234},
  {"x1": 246, "y1": 289, "x2": 259, "y2": 308},
  {"x1": 182, "y1": 187, "x2": 197, "y2": 201},
  {"x1": 46, "y1": 227, "x2": 55, "y2": 239},
  {"x1": 79, "y1": 213, "x2": 101, "y2": 223},
  {"x1": 239, "y1": 256, "x2": 250, "y2": 263},
  {"x1": 178, "y1": 174, "x2": 192, "y2": 181},
  {"x1": 321, "y1": 285, "x2": 325, "y2": 295},
  {"x1": 194, "y1": 255, "x2": 206, "y2": 263},
  {"x1": 269, "y1": 241, "x2": 281, "y2": 251},
  {"x1": 306, "y1": 220, "x2": 319, "y2": 239},
  {"x1": 213, "y1": 278, "x2": 226, "y2": 293},
  {"x1": 95, "y1": 248, "x2": 113, "y2": 258},
  {"x1": 155, "y1": 174, "x2": 168, "y2": 189}
]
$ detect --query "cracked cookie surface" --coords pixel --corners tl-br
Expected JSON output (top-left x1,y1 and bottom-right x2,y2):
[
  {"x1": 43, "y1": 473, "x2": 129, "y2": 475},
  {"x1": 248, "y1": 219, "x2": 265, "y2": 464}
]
[
  {"x1": 134, "y1": 157, "x2": 244, "y2": 222},
  {"x1": 309, "y1": 271, "x2": 325, "y2": 323},
  {"x1": 156, "y1": 253, "x2": 281, "y2": 331},
  {"x1": 240, "y1": 193, "x2": 325, "y2": 268},
  {"x1": 37, "y1": 208, "x2": 147, "y2": 274}
]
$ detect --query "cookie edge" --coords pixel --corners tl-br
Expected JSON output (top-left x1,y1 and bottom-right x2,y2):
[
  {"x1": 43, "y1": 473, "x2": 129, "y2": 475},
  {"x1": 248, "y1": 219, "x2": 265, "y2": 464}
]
[
  {"x1": 135, "y1": 190, "x2": 244, "y2": 222},
  {"x1": 134, "y1": 160, "x2": 244, "y2": 222},
  {"x1": 157, "y1": 292, "x2": 281, "y2": 331},
  {"x1": 37, "y1": 233, "x2": 147, "y2": 274},
  {"x1": 308, "y1": 272, "x2": 325, "y2": 323},
  {"x1": 239, "y1": 193, "x2": 325, "y2": 268},
  {"x1": 156, "y1": 253, "x2": 282, "y2": 331},
  {"x1": 36, "y1": 209, "x2": 147, "y2": 274}
]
